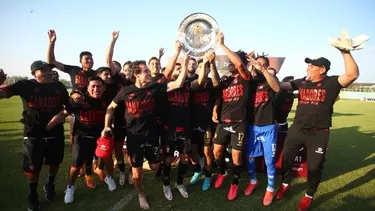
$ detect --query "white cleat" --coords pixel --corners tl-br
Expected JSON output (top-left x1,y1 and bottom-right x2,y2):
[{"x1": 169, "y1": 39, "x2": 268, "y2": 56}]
[
  {"x1": 176, "y1": 184, "x2": 189, "y2": 198},
  {"x1": 119, "y1": 171, "x2": 126, "y2": 186},
  {"x1": 105, "y1": 176, "x2": 117, "y2": 191},
  {"x1": 64, "y1": 185, "x2": 75, "y2": 204},
  {"x1": 163, "y1": 185, "x2": 173, "y2": 201}
]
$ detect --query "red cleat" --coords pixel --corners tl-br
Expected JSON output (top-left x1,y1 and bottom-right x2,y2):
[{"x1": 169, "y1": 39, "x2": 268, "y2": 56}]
[
  {"x1": 214, "y1": 173, "x2": 227, "y2": 188},
  {"x1": 275, "y1": 184, "x2": 290, "y2": 200},
  {"x1": 244, "y1": 182, "x2": 257, "y2": 196},
  {"x1": 298, "y1": 195, "x2": 313, "y2": 211},
  {"x1": 227, "y1": 184, "x2": 239, "y2": 200}
]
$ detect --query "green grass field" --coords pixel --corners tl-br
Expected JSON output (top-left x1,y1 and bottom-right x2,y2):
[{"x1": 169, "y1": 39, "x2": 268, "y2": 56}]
[{"x1": 0, "y1": 98, "x2": 374, "y2": 211}]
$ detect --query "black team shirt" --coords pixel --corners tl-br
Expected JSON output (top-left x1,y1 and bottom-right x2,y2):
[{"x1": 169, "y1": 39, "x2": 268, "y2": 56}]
[
  {"x1": 62, "y1": 65, "x2": 96, "y2": 92},
  {"x1": 113, "y1": 83, "x2": 167, "y2": 138},
  {"x1": 291, "y1": 76, "x2": 342, "y2": 128},
  {"x1": 0, "y1": 80, "x2": 69, "y2": 137},
  {"x1": 274, "y1": 90, "x2": 295, "y2": 123},
  {"x1": 252, "y1": 76, "x2": 276, "y2": 126},
  {"x1": 219, "y1": 74, "x2": 253, "y2": 123},
  {"x1": 191, "y1": 78, "x2": 217, "y2": 130},
  {"x1": 66, "y1": 93, "x2": 108, "y2": 137}
]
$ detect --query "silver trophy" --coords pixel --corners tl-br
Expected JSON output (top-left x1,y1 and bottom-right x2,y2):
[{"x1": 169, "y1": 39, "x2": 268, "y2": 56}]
[{"x1": 178, "y1": 13, "x2": 220, "y2": 59}]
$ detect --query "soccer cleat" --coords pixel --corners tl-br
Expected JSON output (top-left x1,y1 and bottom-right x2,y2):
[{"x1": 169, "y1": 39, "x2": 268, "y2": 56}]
[
  {"x1": 298, "y1": 195, "x2": 313, "y2": 211},
  {"x1": 227, "y1": 184, "x2": 239, "y2": 200},
  {"x1": 189, "y1": 172, "x2": 201, "y2": 185},
  {"x1": 43, "y1": 184, "x2": 56, "y2": 202},
  {"x1": 214, "y1": 173, "x2": 227, "y2": 188},
  {"x1": 27, "y1": 192, "x2": 40, "y2": 211},
  {"x1": 119, "y1": 171, "x2": 126, "y2": 186},
  {"x1": 94, "y1": 167, "x2": 106, "y2": 182},
  {"x1": 85, "y1": 175, "x2": 96, "y2": 189},
  {"x1": 176, "y1": 184, "x2": 189, "y2": 198},
  {"x1": 64, "y1": 185, "x2": 75, "y2": 204},
  {"x1": 202, "y1": 177, "x2": 211, "y2": 191},
  {"x1": 263, "y1": 190, "x2": 274, "y2": 206},
  {"x1": 139, "y1": 196, "x2": 150, "y2": 210},
  {"x1": 244, "y1": 182, "x2": 257, "y2": 196},
  {"x1": 275, "y1": 184, "x2": 290, "y2": 200},
  {"x1": 328, "y1": 30, "x2": 369, "y2": 51},
  {"x1": 105, "y1": 176, "x2": 117, "y2": 191},
  {"x1": 163, "y1": 185, "x2": 173, "y2": 201}
]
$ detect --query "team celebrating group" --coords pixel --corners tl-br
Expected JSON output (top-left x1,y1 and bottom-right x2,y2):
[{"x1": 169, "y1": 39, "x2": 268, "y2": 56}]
[{"x1": 0, "y1": 29, "x2": 359, "y2": 211}]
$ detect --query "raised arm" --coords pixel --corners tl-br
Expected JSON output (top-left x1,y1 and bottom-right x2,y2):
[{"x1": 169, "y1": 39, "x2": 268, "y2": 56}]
[
  {"x1": 217, "y1": 32, "x2": 250, "y2": 80},
  {"x1": 158, "y1": 48, "x2": 165, "y2": 61},
  {"x1": 191, "y1": 58, "x2": 209, "y2": 90},
  {"x1": 47, "y1": 30, "x2": 65, "y2": 71},
  {"x1": 247, "y1": 56, "x2": 280, "y2": 92},
  {"x1": 106, "y1": 31, "x2": 120, "y2": 70},
  {"x1": 207, "y1": 51, "x2": 220, "y2": 87},
  {"x1": 337, "y1": 51, "x2": 359, "y2": 87},
  {"x1": 163, "y1": 41, "x2": 182, "y2": 80},
  {"x1": 167, "y1": 52, "x2": 189, "y2": 92}
]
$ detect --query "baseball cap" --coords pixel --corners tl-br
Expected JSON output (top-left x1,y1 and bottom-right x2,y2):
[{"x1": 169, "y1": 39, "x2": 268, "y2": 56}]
[
  {"x1": 30, "y1": 60, "x2": 55, "y2": 72},
  {"x1": 95, "y1": 136, "x2": 114, "y2": 159},
  {"x1": 305, "y1": 57, "x2": 331, "y2": 71}
]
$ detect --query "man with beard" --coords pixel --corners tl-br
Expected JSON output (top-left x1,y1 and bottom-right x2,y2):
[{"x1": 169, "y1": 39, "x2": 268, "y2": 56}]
[
  {"x1": 244, "y1": 55, "x2": 280, "y2": 206},
  {"x1": 189, "y1": 51, "x2": 220, "y2": 191},
  {"x1": 211, "y1": 32, "x2": 254, "y2": 201},
  {"x1": 101, "y1": 51, "x2": 188, "y2": 209},
  {"x1": 275, "y1": 47, "x2": 359, "y2": 211},
  {"x1": 0, "y1": 62, "x2": 69, "y2": 211}
]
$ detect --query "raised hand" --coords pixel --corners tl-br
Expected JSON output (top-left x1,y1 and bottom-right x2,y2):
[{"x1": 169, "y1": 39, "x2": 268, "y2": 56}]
[
  {"x1": 175, "y1": 40, "x2": 182, "y2": 53},
  {"x1": 48, "y1": 29, "x2": 56, "y2": 42},
  {"x1": 207, "y1": 50, "x2": 216, "y2": 64},
  {"x1": 112, "y1": 31, "x2": 120, "y2": 41},
  {"x1": 0, "y1": 69, "x2": 7, "y2": 85},
  {"x1": 183, "y1": 50, "x2": 191, "y2": 62},
  {"x1": 159, "y1": 48, "x2": 165, "y2": 58},
  {"x1": 216, "y1": 32, "x2": 224, "y2": 46}
]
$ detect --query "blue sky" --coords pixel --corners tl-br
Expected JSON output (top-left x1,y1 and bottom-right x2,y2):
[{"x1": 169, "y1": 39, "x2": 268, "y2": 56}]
[{"x1": 1, "y1": 0, "x2": 374, "y2": 82}]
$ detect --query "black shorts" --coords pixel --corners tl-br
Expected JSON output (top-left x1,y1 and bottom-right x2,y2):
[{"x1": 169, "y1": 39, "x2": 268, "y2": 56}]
[
  {"x1": 71, "y1": 135, "x2": 98, "y2": 168},
  {"x1": 191, "y1": 123, "x2": 216, "y2": 147},
  {"x1": 161, "y1": 128, "x2": 192, "y2": 157},
  {"x1": 22, "y1": 136, "x2": 65, "y2": 174},
  {"x1": 113, "y1": 125, "x2": 126, "y2": 143},
  {"x1": 214, "y1": 122, "x2": 247, "y2": 151},
  {"x1": 127, "y1": 134, "x2": 161, "y2": 168}
]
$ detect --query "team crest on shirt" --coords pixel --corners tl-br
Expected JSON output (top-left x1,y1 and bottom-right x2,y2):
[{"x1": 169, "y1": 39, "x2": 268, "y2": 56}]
[
  {"x1": 317, "y1": 83, "x2": 322, "y2": 87},
  {"x1": 34, "y1": 88, "x2": 40, "y2": 93},
  {"x1": 258, "y1": 84, "x2": 263, "y2": 89},
  {"x1": 128, "y1": 93, "x2": 135, "y2": 100},
  {"x1": 145, "y1": 90, "x2": 151, "y2": 96},
  {"x1": 55, "y1": 89, "x2": 60, "y2": 94},
  {"x1": 232, "y1": 77, "x2": 238, "y2": 84}
]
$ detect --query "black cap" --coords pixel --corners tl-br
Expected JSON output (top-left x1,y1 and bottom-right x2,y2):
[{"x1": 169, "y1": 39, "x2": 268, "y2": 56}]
[
  {"x1": 305, "y1": 57, "x2": 331, "y2": 71},
  {"x1": 30, "y1": 60, "x2": 55, "y2": 72}
]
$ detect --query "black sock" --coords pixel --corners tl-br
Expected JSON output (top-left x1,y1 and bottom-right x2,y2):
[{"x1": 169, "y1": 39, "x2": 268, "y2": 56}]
[
  {"x1": 232, "y1": 165, "x2": 242, "y2": 185},
  {"x1": 99, "y1": 159, "x2": 105, "y2": 170},
  {"x1": 85, "y1": 164, "x2": 93, "y2": 175},
  {"x1": 156, "y1": 164, "x2": 163, "y2": 176},
  {"x1": 163, "y1": 165, "x2": 171, "y2": 186},
  {"x1": 203, "y1": 168, "x2": 212, "y2": 178},
  {"x1": 215, "y1": 157, "x2": 226, "y2": 175},
  {"x1": 117, "y1": 160, "x2": 126, "y2": 172},
  {"x1": 177, "y1": 163, "x2": 188, "y2": 185},
  {"x1": 194, "y1": 163, "x2": 201, "y2": 173},
  {"x1": 47, "y1": 175, "x2": 55, "y2": 185},
  {"x1": 29, "y1": 181, "x2": 38, "y2": 194}
]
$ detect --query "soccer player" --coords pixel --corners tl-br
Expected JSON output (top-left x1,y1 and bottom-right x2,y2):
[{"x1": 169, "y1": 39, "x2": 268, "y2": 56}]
[
  {"x1": 211, "y1": 32, "x2": 254, "y2": 200},
  {"x1": 244, "y1": 55, "x2": 280, "y2": 206},
  {"x1": 101, "y1": 51, "x2": 188, "y2": 210},
  {"x1": 275, "y1": 48, "x2": 359, "y2": 211},
  {"x1": 274, "y1": 76, "x2": 296, "y2": 132},
  {"x1": 0, "y1": 62, "x2": 69, "y2": 211},
  {"x1": 189, "y1": 51, "x2": 220, "y2": 191}
]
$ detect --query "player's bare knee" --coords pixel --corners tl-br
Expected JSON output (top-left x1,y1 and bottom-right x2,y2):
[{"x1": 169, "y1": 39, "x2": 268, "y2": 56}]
[
  {"x1": 132, "y1": 167, "x2": 142, "y2": 180},
  {"x1": 149, "y1": 163, "x2": 159, "y2": 171},
  {"x1": 231, "y1": 150, "x2": 242, "y2": 166}
]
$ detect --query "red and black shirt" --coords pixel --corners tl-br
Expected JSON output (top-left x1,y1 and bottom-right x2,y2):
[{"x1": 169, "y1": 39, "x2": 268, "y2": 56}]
[{"x1": 251, "y1": 77, "x2": 276, "y2": 126}]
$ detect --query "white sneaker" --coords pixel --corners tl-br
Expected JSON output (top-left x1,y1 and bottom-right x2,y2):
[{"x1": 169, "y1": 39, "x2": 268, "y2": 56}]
[
  {"x1": 128, "y1": 171, "x2": 133, "y2": 185},
  {"x1": 119, "y1": 171, "x2": 126, "y2": 186},
  {"x1": 105, "y1": 176, "x2": 117, "y2": 191},
  {"x1": 176, "y1": 184, "x2": 189, "y2": 198},
  {"x1": 64, "y1": 185, "x2": 75, "y2": 204},
  {"x1": 163, "y1": 185, "x2": 173, "y2": 200}
]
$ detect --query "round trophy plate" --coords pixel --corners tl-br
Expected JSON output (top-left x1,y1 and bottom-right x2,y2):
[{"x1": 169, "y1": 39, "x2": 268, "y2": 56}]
[{"x1": 178, "y1": 13, "x2": 219, "y2": 58}]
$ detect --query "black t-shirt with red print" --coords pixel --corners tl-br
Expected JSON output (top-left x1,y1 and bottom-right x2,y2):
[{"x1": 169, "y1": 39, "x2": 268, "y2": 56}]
[
  {"x1": 291, "y1": 76, "x2": 342, "y2": 128},
  {"x1": 0, "y1": 79, "x2": 69, "y2": 137},
  {"x1": 252, "y1": 77, "x2": 276, "y2": 126},
  {"x1": 62, "y1": 65, "x2": 96, "y2": 93},
  {"x1": 219, "y1": 74, "x2": 254, "y2": 123},
  {"x1": 65, "y1": 93, "x2": 108, "y2": 137},
  {"x1": 113, "y1": 82, "x2": 167, "y2": 138}
]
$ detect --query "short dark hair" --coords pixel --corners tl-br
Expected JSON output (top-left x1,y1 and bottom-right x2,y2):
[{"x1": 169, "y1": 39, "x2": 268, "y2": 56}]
[
  {"x1": 88, "y1": 76, "x2": 104, "y2": 85},
  {"x1": 256, "y1": 56, "x2": 270, "y2": 67},
  {"x1": 148, "y1": 57, "x2": 160, "y2": 65},
  {"x1": 189, "y1": 58, "x2": 196, "y2": 63},
  {"x1": 161, "y1": 67, "x2": 166, "y2": 73},
  {"x1": 95, "y1": 67, "x2": 111, "y2": 76},
  {"x1": 123, "y1": 61, "x2": 132, "y2": 66},
  {"x1": 113, "y1": 60, "x2": 122, "y2": 68},
  {"x1": 175, "y1": 62, "x2": 181, "y2": 66},
  {"x1": 197, "y1": 59, "x2": 204, "y2": 65},
  {"x1": 129, "y1": 60, "x2": 147, "y2": 80},
  {"x1": 282, "y1": 76, "x2": 295, "y2": 82},
  {"x1": 235, "y1": 50, "x2": 248, "y2": 66},
  {"x1": 79, "y1": 51, "x2": 93, "y2": 61}
]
